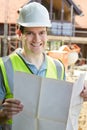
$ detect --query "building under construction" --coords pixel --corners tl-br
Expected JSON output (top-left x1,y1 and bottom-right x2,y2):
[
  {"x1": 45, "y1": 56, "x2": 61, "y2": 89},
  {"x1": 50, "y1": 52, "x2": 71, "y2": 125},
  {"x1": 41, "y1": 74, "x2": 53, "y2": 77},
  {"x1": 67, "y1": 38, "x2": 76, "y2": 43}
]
[{"x1": 0, "y1": 0, "x2": 87, "y2": 61}]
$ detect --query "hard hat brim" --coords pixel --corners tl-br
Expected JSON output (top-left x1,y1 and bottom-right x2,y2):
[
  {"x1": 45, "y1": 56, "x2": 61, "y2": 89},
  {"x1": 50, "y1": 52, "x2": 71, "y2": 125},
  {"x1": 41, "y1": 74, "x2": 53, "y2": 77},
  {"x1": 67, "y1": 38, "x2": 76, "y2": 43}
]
[{"x1": 18, "y1": 22, "x2": 51, "y2": 27}]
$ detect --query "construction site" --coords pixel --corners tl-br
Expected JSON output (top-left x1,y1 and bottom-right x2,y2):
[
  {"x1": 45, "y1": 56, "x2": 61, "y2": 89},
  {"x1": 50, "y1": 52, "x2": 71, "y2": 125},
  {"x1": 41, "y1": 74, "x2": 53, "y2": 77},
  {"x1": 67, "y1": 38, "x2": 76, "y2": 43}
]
[{"x1": 0, "y1": 0, "x2": 87, "y2": 130}]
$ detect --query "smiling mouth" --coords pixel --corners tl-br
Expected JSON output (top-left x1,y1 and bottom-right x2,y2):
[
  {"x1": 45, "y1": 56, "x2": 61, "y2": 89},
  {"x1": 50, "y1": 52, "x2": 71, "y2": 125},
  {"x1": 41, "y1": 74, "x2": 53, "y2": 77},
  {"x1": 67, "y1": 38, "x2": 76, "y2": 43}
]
[{"x1": 31, "y1": 43, "x2": 42, "y2": 47}]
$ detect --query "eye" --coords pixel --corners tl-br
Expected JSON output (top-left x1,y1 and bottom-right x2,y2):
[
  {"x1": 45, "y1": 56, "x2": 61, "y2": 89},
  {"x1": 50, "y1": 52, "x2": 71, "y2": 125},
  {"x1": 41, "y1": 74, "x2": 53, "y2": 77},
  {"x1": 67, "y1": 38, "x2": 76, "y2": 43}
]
[
  {"x1": 25, "y1": 31, "x2": 33, "y2": 35},
  {"x1": 39, "y1": 31, "x2": 46, "y2": 35}
]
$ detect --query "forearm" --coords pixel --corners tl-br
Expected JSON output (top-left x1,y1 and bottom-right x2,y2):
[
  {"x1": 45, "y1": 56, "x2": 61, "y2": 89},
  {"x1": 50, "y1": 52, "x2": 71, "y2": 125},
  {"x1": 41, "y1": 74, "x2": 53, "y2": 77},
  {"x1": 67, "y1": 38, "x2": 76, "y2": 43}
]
[
  {"x1": 0, "y1": 109, "x2": 9, "y2": 124},
  {"x1": 0, "y1": 100, "x2": 9, "y2": 124}
]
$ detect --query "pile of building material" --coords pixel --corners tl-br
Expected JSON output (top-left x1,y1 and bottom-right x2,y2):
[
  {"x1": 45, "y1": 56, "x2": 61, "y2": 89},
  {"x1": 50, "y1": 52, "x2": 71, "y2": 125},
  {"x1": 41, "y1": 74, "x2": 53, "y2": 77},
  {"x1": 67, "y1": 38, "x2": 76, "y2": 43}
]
[{"x1": 66, "y1": 64, "x2": 87, "y2": 130}]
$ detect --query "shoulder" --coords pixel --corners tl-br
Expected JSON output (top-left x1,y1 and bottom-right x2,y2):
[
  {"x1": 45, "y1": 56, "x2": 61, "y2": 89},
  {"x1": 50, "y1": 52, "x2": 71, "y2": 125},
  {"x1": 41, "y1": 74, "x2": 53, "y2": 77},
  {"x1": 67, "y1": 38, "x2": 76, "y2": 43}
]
[
  {"x1": 0, "y1": 56, "x2": 10, "y2": 66},
  {"x1": 47, "y1": 55, "x2": 64, "y2": 68},
  {"x1": 53, "y1": 58, "x2": 65, "y2": 68},
  {"x1": 47, "y1": 55, "x2": 65, "y2": 80}
]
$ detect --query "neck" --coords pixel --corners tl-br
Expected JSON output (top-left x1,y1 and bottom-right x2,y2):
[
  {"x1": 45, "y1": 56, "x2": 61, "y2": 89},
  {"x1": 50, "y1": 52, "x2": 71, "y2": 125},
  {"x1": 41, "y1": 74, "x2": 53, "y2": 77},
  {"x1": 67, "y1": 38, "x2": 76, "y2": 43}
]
[{"x1": 21, "y1": 50, "x2": 44, "y2": 69}]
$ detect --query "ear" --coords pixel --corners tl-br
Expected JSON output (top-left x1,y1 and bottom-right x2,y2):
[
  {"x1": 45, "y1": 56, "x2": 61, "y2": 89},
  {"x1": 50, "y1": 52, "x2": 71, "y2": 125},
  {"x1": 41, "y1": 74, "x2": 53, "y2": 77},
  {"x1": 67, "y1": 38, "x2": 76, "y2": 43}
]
[{"x1": 16, "y1": 29, "x2": 22, "y2": 37}]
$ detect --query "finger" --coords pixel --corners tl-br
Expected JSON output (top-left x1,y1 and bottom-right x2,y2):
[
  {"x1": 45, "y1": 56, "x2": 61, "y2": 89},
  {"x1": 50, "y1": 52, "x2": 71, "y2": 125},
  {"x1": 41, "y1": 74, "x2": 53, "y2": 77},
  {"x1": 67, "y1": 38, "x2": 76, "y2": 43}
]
[
  {"x1": 3, "y1": 99, "x2": 24, "y2": 109},
  {"x1": 5, "y1": 98, "x2": 21, "y2": 105},
  {"x1": 83, "y1": 97, "x2": 87, "y2": 101},
  {"x1": 2, "y1": 103, "x2": 23, "y2": 113}
]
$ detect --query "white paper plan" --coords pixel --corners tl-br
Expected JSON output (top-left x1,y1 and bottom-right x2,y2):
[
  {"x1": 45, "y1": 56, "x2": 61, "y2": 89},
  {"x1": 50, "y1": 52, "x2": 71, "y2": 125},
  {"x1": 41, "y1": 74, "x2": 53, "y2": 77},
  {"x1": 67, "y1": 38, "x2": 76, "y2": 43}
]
[{"x1": 12, "y1": 72, "x2": 86, "y2": 130}]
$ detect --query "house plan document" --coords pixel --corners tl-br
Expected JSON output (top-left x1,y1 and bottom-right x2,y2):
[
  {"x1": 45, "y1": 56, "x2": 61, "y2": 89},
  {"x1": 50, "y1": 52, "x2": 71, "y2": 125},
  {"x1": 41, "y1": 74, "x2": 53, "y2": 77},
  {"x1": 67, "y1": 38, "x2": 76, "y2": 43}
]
[{"x1": 12, "y1": 72, "x2": 86, "y2": 130}]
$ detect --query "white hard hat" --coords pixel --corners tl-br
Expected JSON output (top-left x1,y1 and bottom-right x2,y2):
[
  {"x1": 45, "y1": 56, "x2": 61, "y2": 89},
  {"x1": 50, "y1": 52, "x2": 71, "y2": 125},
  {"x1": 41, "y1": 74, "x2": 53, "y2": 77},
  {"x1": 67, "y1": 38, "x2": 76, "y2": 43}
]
[{"x1": 17, "y1": 2, "x2": 51, "y2": 27}]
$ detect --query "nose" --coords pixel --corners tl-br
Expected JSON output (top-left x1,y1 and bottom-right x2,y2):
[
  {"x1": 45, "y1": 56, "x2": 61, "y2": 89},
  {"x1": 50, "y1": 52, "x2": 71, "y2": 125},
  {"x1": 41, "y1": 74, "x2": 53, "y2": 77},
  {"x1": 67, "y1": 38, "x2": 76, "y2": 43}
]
[{"x1": 33, "y1": 34, "x2": 41, "y2": 43}]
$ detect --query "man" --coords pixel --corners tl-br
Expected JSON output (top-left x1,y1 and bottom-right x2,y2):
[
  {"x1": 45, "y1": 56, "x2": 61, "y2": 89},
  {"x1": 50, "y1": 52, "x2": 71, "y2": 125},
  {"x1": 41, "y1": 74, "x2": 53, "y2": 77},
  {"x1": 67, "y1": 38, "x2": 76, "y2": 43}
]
[{"x1": 0, "y1": 2, "x2": 87, "y2": 130}]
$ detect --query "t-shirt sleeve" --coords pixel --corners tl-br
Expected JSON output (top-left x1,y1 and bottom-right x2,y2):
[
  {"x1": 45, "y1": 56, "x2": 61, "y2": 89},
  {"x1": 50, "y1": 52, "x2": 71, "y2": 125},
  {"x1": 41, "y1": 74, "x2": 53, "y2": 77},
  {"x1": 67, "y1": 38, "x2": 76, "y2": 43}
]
[{"x1": 0, "y1": 67, "x2": 6, "y2": 100}]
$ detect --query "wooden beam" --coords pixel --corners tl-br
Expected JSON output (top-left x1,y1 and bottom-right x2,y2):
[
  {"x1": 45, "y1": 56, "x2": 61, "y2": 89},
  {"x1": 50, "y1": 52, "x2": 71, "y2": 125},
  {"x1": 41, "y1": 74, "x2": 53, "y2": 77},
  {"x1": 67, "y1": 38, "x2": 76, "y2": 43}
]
[
  {"x1": 47, "y1": 35, "x2": 87, "y2": 44},
  {"x1": 0, "y1": 35, "x2": 87, "y2": 44}
]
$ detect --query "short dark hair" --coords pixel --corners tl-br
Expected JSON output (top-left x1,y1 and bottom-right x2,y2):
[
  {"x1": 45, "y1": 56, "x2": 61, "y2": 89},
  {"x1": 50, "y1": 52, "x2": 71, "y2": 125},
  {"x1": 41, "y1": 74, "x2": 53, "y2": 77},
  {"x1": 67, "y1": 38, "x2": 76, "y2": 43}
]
[{"x1": 19, "y1": 26, "x2": 24, "y2": 33}]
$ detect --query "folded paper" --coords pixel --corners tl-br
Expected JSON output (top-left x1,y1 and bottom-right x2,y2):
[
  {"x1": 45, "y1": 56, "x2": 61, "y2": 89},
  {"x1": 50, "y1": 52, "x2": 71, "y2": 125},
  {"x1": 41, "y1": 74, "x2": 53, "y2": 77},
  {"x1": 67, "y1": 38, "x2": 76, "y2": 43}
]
[{"x1": 12, "y1": 72, "x2": 85, "y2": 130}]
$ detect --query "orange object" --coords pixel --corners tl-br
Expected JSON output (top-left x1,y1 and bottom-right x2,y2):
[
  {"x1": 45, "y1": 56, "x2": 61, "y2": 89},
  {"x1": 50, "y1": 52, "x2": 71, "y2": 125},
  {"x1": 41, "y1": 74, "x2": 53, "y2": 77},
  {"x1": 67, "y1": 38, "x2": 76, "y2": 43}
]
[
  {"x1": 47, "y1": 50, "x2": 68, "y2": 69},
  {"x1": 47, "y1": 44, "x2": 80, "y2": 70},
  {"x1": 59, "y1": 44, "x2": 80, "y2": 53}
]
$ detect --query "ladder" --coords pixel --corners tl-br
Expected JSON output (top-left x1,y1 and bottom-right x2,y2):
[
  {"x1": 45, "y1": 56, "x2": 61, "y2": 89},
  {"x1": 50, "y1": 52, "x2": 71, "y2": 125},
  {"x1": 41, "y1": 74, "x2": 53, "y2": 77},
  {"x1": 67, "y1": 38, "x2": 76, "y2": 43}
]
[{"x1": 8, "y1": 24, "x2": 18, "y2": 54}]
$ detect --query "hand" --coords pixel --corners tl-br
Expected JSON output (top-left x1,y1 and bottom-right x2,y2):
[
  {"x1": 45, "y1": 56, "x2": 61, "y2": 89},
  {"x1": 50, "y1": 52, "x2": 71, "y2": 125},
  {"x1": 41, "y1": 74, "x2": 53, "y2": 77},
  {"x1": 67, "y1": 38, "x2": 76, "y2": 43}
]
[
  {"x1": 80, "y1": 86, "x2": 87, "y2": 101},
  {"x1": 2, "y1": 98, "x2": 24, "y2": 119}
]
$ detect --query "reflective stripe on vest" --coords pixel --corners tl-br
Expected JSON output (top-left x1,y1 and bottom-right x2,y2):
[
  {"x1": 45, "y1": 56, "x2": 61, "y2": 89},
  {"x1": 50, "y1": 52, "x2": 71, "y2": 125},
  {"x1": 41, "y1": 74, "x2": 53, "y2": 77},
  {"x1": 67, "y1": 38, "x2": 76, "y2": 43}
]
[
  {"x1": 0, "y1": 57, "x2": 13, "y2": 98},
  {"x1": 53, "y1": 59, "x2": 65, "y2": 80}
]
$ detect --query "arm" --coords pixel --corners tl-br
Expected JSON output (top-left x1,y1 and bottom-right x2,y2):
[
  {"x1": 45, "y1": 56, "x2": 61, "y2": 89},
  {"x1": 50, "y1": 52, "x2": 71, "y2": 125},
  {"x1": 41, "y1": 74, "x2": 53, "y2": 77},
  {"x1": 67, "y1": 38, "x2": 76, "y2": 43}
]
[{"x1": 0, "y1": 67, "x2": 23, "y2": 124}]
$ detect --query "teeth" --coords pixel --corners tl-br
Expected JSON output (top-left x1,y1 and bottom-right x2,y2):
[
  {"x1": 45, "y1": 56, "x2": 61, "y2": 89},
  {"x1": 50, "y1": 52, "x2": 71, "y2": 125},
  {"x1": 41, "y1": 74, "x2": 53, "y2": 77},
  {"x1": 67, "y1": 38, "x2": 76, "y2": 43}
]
[{"x1": 31, "y1": 44, "x2": 41, "y2": 47}]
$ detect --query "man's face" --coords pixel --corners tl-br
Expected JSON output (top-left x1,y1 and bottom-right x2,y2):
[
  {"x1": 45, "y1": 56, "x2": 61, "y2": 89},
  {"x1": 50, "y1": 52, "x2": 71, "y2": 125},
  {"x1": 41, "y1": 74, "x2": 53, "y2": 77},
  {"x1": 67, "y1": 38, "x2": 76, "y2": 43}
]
[{"x1": 21, "y1": 27, "x2": 47, "y2": 55}]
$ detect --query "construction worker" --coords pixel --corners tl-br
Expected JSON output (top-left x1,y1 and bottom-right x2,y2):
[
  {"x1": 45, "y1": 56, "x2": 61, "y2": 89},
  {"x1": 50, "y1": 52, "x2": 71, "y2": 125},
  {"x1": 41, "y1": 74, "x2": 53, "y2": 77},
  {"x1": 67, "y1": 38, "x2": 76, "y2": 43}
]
[{"x1": 0, "y1": 2, "x2": 87, "y2": 130}]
